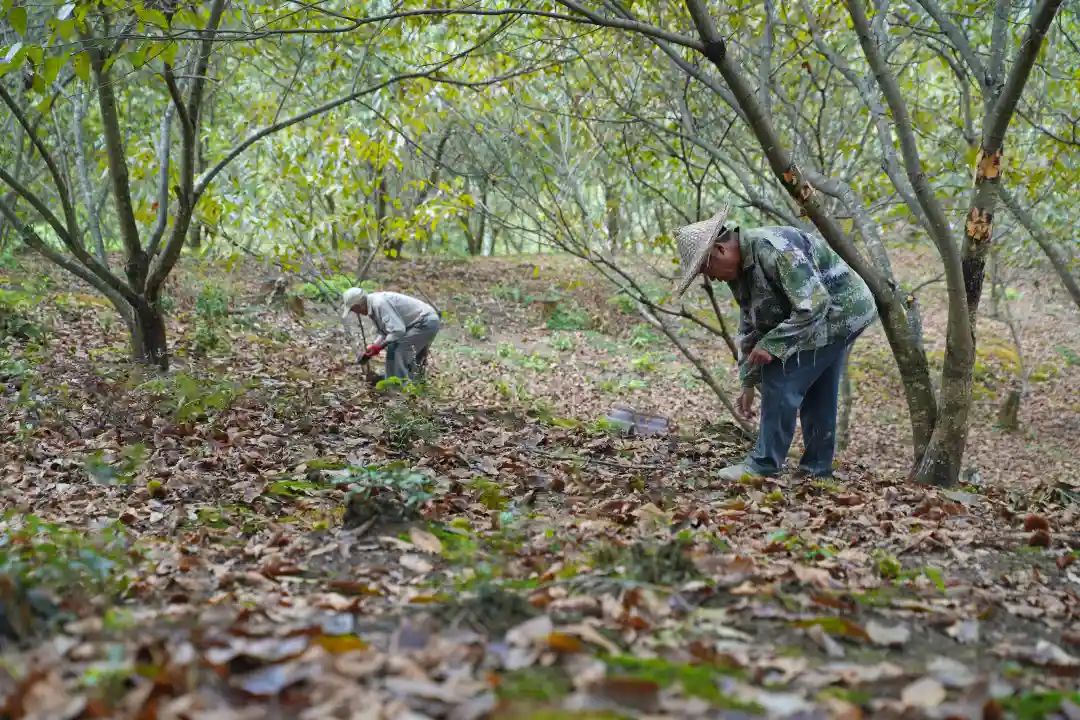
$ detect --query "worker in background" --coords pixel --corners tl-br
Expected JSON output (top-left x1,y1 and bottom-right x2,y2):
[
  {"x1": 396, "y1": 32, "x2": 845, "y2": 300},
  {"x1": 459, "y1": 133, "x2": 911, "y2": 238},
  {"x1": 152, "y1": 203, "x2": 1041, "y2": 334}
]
[
  {"x1": 342, "y1": 288, "x2": 440, "y2": 381},
  {"x1": 673, "y1": 207, "x2": 877, "y2": 481}
]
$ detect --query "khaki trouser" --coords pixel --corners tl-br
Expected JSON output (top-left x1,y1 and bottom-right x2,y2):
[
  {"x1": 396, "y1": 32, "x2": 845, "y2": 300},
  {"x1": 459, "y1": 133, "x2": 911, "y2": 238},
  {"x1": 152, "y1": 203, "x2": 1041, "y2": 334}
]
[{"x1": 384, "y1": 315, "x2": 440, "y2": 380}]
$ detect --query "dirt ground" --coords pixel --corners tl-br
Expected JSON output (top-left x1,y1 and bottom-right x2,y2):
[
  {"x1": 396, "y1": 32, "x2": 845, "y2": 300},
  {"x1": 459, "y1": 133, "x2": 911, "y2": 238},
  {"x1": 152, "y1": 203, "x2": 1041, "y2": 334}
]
[{"x1": 0, "y1": 251, "x2": 1077, "y2": 719}]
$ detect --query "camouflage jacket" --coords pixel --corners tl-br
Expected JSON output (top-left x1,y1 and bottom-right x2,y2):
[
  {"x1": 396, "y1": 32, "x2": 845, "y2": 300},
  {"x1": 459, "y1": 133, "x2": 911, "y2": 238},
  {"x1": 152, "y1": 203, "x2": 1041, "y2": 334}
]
[{"x1": 726, "y1": 226, "x2": 877, "y2": 388}]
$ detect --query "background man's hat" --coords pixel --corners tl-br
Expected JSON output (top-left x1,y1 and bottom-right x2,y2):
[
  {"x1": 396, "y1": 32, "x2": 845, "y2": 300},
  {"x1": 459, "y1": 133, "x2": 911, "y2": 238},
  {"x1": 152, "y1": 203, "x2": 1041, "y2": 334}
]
[
  {"x1": 341, "y1": 287, "x2": 367, "y2": 320},
  {"x1": 673, "y1": 206, "x2": 730, "y2": 297}
]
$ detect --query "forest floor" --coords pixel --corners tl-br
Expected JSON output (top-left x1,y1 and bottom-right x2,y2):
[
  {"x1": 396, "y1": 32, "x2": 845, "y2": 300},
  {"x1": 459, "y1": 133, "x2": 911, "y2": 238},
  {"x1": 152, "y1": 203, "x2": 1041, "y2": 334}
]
[{"x1": 1, "y1": 250, "x2": 1078, "y2": 719}]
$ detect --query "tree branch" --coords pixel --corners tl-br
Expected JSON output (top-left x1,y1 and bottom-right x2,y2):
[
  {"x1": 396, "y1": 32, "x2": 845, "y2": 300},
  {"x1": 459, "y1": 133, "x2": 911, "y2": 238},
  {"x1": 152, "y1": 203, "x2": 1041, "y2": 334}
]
[
  {"x1": 146, "y1": 104, "x2": 176, "y2": 258},
  {"x1": 0, "y1": 195, "x2": 132, "y2": 315},
  {"x1": 0, "y1": 86, "x2": 79, "y2": 242},
  {"x1": 981, "y1": 0, "x2": 1064, "y2": 152}
]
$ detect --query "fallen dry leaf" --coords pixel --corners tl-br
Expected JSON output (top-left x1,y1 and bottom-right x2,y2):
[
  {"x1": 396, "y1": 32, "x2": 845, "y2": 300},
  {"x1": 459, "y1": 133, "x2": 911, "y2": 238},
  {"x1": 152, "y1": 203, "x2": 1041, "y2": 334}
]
[
  {"x1": 901, "y1": 677, "x2": 947, "y2": 708},
  {"x1": 866, "y1": 620, "x2": 911, "y2": 647},
  {"x1": 408, "y1": 526, "x2": 443, "y2": 554}
]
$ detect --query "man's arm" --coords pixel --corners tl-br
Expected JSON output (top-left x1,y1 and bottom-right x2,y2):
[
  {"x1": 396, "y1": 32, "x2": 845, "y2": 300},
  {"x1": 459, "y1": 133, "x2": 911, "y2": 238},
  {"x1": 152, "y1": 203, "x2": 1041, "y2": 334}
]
[
  {"x1": 736, "y1": 305, "x2": 763, "y2": 388},
  {"x1": 755, "y1": 246, "x2": 829, "y2": 361}
]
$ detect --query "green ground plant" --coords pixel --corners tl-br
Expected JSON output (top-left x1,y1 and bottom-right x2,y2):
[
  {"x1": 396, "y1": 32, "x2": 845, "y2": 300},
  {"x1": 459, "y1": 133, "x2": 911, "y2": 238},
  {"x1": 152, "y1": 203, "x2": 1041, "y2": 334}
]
[
  {"x1": 139, "y1": 372, "x2": 250, "y2": 423},
  {"x1": 0, "y1": 288, "x2": 45, "y2": 341},
  {"x1": 0, "y1": 514, "x2": 138, "y2": 617},
  {"x1": 545, "y1": 305, "x2": 591, "y2": 331},
  {"x1": 341, "y1": 465, "x2": 435, "y2": 528}
]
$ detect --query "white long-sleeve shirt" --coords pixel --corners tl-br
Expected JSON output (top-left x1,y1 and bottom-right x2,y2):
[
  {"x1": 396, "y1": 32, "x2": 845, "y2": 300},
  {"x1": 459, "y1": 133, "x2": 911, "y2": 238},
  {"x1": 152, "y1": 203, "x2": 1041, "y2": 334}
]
[{"x1": 366, "y1": 292, "x2": 437, "y2": 346}]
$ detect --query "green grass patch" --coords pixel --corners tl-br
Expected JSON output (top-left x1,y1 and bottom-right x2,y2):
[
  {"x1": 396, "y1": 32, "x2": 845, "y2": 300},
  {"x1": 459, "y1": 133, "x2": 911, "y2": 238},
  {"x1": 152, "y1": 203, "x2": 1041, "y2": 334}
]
[
  {"x1": 603, "y1": 655, "x2": 756, "y2": 711},
  {"x1": 546, "y1": 305, "x2": 591, "y2": 331},
  {"x1": 591, "y1": 537, "x2": 700, "y2": 586},
  {"x1": 497, "y1": 666, "x2": 573, "y2": 703},
  {"x1": 1000, "y1": 690, "x2": 1080, "y2": 720}
]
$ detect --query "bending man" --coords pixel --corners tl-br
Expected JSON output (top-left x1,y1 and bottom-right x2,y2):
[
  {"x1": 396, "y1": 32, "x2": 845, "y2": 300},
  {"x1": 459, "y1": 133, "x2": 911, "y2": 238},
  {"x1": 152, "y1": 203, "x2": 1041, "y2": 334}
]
[
  {"x1": 673, "y1": 207, "x2": 877, "y2": 481},
  {"x1": 342, "y1": 288, "x2": 440, "y2": 381}
]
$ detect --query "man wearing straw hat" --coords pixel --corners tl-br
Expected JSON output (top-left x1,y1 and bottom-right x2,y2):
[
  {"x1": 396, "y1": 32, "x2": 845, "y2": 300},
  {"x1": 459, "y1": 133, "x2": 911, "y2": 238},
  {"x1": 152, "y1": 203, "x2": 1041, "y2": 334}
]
[{"x1": 674, "y1": 208, "x2": 877, "y2": 481}]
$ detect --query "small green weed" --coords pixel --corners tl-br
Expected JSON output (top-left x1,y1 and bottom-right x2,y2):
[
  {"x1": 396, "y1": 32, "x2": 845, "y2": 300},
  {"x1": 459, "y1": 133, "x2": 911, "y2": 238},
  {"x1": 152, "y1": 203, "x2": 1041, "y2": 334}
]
[
  {"x1": 193, "y1": 284, "x2": 231, "y2": 353},
  {"x1": 546, "y1": 305, "x2": 590, "y2": 331},
  {"x1": 631, "y1": 352, "x2": 659, "y2": 373},
  {"x1": 592, "y1": 537, "x2": 699, "y2": 585},
  {"x1": 0, "y1": 514, "x2": 138, "y2": 615},
  {"x1": 497, "y1": 666, "x2": 572, "y2": 702},
  {"x1": 1054, "y1": 345, "x2": 1080, "y2": 367},
  {"x1": 464, "y1": 315, "x2": 489, "y2": 340},
  {"x1": 872, "y1": 550, "x2": 902, "y2": 579},
  {"x1": 342, "y1": 465, "x2": 435, "y2": 528},
  {"x1": 549, "y1": 333, "x2": 575, "y2": 352},
  {"x1": 382, "y1": 403, "x2": 438, "y2": 450},
  {"x1": 1001, "y1": 690, "x2": 1080, "y2": 720},
  {"x1": 84, "y1": 443, "x2": 148, "y2": 485},
  {"x1": 0, "y1": 288, "x2": 45, "y2": 341},
  {"x1": 629, "y1": 324, "x2": 661, "y2": 349},
  {"x1": 603, "y1": 655, "x2": 754, "y2": 710},
  {"x1": 139, "y1": 372, "x2": 249, "y2": 423},
  {"x1": 491, "y1": 283, "x2": 526, "y2": 304},
  {"x1": 608, "y1": 292, "x2": 637, "y2": 315},
  {"x1": 811, "y1": 477, "x2": 842, "y2": 494}
]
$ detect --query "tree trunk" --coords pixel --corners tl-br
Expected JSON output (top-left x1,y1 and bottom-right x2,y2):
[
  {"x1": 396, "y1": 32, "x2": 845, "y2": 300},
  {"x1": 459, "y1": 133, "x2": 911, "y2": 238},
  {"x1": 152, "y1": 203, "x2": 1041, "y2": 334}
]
[
  {"x1": 911, "y1": 342, "x2": 974, "y2": 486},
  {"x1": 131, "y1": 301, "x2": 169, "y2": 370},
  {"x1": 997, "y1": 387, "x2": 1021, "y2": 431},
  {"x1": 604, "y1": 181, "x2": 621, "y2": 254},
  {"x1": 837, "y1": 357, "x2": 853, "y2": 451},
  {"x1": 188, "y1": 221, "x2": 202, "y2": 249}
]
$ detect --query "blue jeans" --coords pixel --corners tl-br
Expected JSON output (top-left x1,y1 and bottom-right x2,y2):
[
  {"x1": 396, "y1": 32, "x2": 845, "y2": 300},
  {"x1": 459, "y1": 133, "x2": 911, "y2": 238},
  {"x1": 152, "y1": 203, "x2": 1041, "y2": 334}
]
[{"x1": 746, "y1": 338, "x2": 852, "y2": 477}]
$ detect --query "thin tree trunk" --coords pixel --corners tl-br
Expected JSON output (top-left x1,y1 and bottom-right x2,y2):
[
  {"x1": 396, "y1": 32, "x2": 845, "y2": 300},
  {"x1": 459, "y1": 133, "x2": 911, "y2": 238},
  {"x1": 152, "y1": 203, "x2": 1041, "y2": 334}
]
[
  {"x1": 837, "y1": 357, "x2": 853, "y2": 451},
  {"x1": 604, "y1": 181, "x2": 621, "y2": 254},
  {"x1": 72, "y1": 93, "x2": 107, "y2": 264}
]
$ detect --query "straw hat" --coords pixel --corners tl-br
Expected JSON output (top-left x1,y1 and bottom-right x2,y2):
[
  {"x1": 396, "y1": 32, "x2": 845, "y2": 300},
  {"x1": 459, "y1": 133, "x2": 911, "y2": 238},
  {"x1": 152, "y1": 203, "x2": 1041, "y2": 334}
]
[
  {"x1": 673, "y1": 206, "x2": 730, "y2": 297},
  {"x1": 341, "y1": 287, "x2": 367, "y2": 320}
]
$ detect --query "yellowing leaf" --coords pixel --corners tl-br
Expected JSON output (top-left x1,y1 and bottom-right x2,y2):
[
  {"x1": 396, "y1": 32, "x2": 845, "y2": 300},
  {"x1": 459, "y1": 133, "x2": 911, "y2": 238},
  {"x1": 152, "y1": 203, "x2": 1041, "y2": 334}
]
[
  {"x1": 314, "y1": 634, "x2": 368, "y2": 654},
  {"x1": 546, "y1": 631, "x2": 583, "y2": 653}
]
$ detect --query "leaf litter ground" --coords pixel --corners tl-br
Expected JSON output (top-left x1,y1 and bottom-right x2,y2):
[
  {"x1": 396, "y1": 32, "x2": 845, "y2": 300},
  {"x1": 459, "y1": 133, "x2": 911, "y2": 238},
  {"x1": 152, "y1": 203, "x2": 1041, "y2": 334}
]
[{"x1": 0, "y1": 254, "x2": 1078, "y2": 719}]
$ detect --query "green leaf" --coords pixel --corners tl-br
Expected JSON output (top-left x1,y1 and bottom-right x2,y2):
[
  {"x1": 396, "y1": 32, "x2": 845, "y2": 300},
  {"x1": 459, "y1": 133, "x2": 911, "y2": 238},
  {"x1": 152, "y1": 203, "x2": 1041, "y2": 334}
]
[
  {"x1": 35, "y1": 93, "x2": 54, "y2": 114},
  {"x1": 134, "y1": 6, "x2": 169, "y2": 28},
  {"x1": 73, "y1": 50, "x2": 89, "y2": 81},
  {"x1": 127, "y1": 46, "x2": 147, "y2": 68},
  {"x1": 54, "y1": 17, "x2": 75, "y2": 41},
  {"x1": 160, "y1": 41, "x2": 178, "y2": 66},
  {"x1": 10, "y1": 6, "x2": 26, "y2": 35},
  {"x1": 43, "y1": 55, "x2": 64, "y2": 84}
]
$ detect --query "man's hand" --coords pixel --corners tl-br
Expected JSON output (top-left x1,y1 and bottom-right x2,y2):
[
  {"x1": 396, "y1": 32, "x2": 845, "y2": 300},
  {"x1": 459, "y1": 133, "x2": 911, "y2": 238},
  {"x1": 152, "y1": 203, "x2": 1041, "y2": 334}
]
[
  {"x1": 737, "y1": 387, "x2": 756, "y2": 419},
  {"x1": 747, "y1": 347, "x2": 773, "y2": 366},
  {"x1": 364, "y1": 343, "x2": 384, "y2": 358}
]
